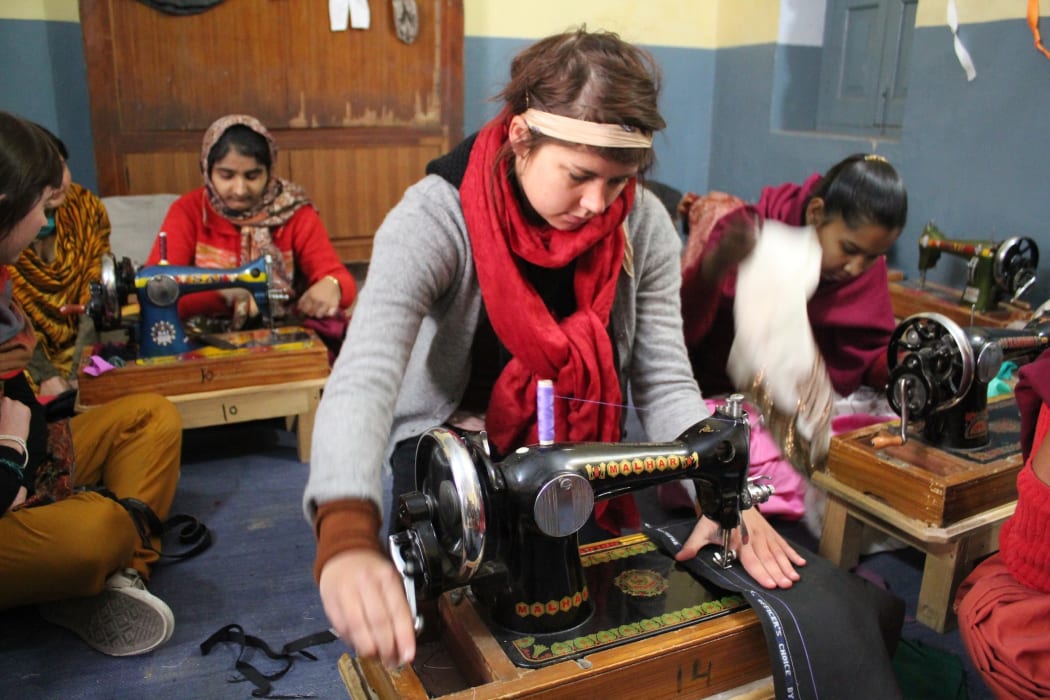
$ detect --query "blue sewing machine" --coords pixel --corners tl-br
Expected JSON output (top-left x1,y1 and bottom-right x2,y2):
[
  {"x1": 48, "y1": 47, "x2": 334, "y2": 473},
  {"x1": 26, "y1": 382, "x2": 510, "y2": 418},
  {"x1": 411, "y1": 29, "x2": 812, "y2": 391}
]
[{"x1": 87, "y1": 237, "x2": 290, "y2": 359}]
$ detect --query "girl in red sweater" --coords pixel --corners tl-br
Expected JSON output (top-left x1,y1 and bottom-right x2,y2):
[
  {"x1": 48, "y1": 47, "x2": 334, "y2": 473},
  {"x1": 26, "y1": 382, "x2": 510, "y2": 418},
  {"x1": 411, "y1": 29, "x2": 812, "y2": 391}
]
[
  {"x1": 955, "y1": 347, "x2": 1050, "y2": 700},
  {"x1": 147, "y1": 115, "x2": 356, "y2": 349}
]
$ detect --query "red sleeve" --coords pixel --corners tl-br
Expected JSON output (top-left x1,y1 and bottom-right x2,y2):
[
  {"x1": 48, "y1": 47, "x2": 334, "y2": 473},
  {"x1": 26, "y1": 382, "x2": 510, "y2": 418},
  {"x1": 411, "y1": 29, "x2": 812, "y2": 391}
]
[
  {"x1": 680, "y1": 211, "x2": 737, "y2": 348},
  {"x1": 286, "y1": 206, "x2": 357, "y2": 308},
  {"x1": 145, "y1": 189, "x2": 232, "y2": 318},
  {"x1": 810, "y1": 258, "x2": 895, "y2": 395}
]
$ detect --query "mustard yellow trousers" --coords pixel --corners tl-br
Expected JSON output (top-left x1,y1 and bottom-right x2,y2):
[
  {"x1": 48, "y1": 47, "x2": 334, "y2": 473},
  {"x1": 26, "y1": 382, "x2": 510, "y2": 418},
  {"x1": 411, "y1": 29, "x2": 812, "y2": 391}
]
[{"x1": 0, "y1": 393, "x2": 181, "y2": 608}]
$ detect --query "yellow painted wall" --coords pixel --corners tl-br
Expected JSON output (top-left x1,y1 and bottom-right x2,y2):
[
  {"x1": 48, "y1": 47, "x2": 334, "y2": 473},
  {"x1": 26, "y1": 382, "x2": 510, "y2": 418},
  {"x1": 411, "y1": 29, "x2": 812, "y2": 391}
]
[
  {"x1": 916, "y1": 1, "x2": 1030, "y2": 28},
  {"x1": 1, "y1": 0, "x2": 79, "y2": 22},
  {"x1": 0, "y1": 0, "x2": 1038, "y2": 44}
]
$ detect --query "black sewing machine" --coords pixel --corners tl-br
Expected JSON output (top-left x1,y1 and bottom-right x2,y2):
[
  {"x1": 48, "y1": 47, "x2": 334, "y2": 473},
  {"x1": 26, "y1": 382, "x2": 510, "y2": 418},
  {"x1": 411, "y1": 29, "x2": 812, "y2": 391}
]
[
  {"x1": 884, "y1": 311, "x2": 1050, "y2": 449},
  {"x1": 85, "y1": 236, "x2": 288, "y2": 359},
  {"x1": 388, "y1": 394, "x2": 772, "y2": 657},
  {"x1": 917, "y1": 223, "x2": 1039, "y2": 313}
]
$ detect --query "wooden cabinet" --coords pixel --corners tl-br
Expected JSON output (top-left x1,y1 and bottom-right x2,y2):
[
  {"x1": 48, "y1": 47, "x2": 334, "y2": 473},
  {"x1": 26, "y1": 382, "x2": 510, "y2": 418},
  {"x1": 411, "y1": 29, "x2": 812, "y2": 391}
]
[{"x1": 79, "y1": 0, "x2": 463, "y2": 261}]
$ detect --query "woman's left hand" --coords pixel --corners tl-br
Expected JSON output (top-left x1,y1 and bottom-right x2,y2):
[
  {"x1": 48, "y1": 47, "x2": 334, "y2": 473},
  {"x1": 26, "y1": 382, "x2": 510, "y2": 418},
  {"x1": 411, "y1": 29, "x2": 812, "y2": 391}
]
[
  {"x1": 674, "y1": 508, "x2": 806, "y2": 588},
  {"x1": 297, "y1": 277, "x2": 342, "y2": 319}
]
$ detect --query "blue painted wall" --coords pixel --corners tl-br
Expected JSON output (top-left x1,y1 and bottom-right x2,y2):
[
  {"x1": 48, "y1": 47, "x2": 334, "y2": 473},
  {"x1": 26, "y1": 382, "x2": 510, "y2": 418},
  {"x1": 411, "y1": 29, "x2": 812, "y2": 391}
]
[{"x1": 0, "y1": 18, "x2": 98, "y2": 193}]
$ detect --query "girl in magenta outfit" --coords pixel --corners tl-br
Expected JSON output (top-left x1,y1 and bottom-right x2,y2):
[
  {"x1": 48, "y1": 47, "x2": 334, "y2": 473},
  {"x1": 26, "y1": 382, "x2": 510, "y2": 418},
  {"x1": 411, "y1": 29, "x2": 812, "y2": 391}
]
[
  {"x1": 954, "y1": 348, "x2": 1050, "y2": 700},
  {"x1": 146, "y1": 115, "x2": 356, "y2": 339},
  {"x1": 676, "y1": 154, "x2": 908, "y2": 518}
]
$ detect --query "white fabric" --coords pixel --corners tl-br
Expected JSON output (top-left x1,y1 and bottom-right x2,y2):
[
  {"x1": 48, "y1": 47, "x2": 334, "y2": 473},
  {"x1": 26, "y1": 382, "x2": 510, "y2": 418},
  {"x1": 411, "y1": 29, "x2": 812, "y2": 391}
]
[{"x1": 728, "y1": 219, "x2": 822, "y2": 417}]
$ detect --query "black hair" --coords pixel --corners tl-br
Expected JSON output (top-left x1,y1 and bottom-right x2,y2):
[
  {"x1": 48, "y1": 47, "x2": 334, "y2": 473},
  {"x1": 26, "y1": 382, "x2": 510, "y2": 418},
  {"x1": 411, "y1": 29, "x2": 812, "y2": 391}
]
[
  {"x1": 809, "y1": 154, "x2": 908, "y2": 232},
  {"x1": 207, "y1": 124, "x2": 271, "y2": 174},
  {"x1": 0, "y1": 111, "x2": 63, "y2": 237}
]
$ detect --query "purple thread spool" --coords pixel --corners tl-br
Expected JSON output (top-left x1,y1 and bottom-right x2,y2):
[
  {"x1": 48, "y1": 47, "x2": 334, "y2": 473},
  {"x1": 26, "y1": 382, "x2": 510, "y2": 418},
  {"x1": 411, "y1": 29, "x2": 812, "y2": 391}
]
[{"x1": 537, "y1": 379, "x2": 554, "y2": 445}]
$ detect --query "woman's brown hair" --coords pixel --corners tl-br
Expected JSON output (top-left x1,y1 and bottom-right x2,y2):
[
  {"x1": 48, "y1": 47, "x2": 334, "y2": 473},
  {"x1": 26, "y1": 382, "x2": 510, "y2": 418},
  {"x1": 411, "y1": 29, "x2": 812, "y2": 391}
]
[
  {"x1": 495, "y1": 28, "x2": 665, "y2": 173},
  {"x1": 0, "y1": 111, "x2": 63, "y2": 238}
]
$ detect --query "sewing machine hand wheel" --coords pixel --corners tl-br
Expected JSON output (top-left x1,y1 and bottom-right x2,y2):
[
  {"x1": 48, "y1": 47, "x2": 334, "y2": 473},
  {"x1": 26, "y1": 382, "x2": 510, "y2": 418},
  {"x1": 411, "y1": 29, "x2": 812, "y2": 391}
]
[
  {"x1": 414, "y1": 428, "x2": 487, "y2": 584},
  {"x1": 995, "y1": 236, "x2": 1039, "y2": 299},
  {"x1": 886, "y1": 312, "x2": 975, "y2": 419},
  {"x1": 86, "y1": 253, "x2": 136, "y2": 331}
]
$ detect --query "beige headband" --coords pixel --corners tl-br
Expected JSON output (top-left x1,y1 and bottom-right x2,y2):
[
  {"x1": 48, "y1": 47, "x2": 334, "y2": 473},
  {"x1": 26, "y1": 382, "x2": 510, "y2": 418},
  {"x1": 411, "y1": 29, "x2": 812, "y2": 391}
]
[{"x1": 521, "y1": 108, "x2": 653, "y2": 149}]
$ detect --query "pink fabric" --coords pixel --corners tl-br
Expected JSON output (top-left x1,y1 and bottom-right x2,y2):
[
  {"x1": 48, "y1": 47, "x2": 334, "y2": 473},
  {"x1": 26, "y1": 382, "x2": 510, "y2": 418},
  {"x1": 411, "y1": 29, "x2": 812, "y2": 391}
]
[
  {"x1": 724, "y1": 393, "x2": 807, "y2": 520},
  {"x1": 658, "y1": 398, "x2": 893, "y2": 520}
]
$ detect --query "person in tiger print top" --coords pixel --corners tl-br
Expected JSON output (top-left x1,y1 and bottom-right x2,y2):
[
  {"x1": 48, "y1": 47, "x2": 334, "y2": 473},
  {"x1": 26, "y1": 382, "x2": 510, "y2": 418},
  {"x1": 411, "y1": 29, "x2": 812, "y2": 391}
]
[{"x1": 9, "y1": 125, "x2": 110, "y2": 397}]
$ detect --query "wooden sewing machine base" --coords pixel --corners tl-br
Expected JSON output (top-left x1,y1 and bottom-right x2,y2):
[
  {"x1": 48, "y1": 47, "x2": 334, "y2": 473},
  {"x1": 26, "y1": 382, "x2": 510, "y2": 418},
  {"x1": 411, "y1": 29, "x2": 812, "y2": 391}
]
[
  {"x1": 888, "y1": 278, "x2": 1033, "y2": 328},
  {"x1": 341, "y1": 534, "x2": 772, "y2": 699},
  {"x1": 341, "y1": 598, "x2": 770, "y2": 700},
  {"x1": 76, "y1": 326, "x2": 330, "y2": 462}
]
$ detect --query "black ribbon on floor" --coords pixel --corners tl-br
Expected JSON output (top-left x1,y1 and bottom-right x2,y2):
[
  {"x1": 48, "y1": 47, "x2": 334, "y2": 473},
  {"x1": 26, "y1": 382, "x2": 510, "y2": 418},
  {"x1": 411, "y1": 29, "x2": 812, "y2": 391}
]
[
  {"x1": 646, "y1": 519, "x2": 905, "y2": 700},
  {"x1": 200, "y1": 624, "x2": 339, "y2": 698},
  {"x1": 77, "y1": 487, "x2": 213, "y2": 563}
]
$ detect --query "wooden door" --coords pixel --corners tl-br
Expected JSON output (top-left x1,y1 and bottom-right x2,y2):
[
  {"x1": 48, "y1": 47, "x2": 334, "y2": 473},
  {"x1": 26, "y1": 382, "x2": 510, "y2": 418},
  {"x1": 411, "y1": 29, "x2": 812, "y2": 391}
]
[{"x1": 79, "y1": 0, "x2": 463, "y2": 261}]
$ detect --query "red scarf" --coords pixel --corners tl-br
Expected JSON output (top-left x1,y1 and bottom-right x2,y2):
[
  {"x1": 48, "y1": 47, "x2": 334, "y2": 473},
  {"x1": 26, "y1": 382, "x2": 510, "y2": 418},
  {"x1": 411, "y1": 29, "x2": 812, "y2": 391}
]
[{"x1": 460, "y1": 113, "x2": 638, "y2": 533}]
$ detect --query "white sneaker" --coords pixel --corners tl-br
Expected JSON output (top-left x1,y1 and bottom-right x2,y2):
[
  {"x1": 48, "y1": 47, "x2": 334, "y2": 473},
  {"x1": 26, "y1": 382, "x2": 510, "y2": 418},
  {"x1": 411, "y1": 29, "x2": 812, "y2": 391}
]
[{"x1": 38, "y1": 568, "x2": 175, "y2": 656}]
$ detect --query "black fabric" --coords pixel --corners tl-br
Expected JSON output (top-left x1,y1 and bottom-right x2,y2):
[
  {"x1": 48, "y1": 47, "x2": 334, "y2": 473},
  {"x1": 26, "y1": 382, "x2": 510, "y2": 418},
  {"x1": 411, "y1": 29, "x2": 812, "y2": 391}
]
[
  {"x1": 42, "y1": 388, "x2": 78, "y2": 422},
  {"x1": 79, "y1": 486, "x2": 213, "y2": 563},
  {"x1": 200, "y1": 623, "x2": 338, "y2": 698},
  {"x1": 425, "y1": 133, "x2": 478, "y2": 186},
  {"x1": 647, "y1": 519, "x2": 904, "y2": 700},
  {"x1": 136, "y1": 0, "x2": 224, "y2": 15}
]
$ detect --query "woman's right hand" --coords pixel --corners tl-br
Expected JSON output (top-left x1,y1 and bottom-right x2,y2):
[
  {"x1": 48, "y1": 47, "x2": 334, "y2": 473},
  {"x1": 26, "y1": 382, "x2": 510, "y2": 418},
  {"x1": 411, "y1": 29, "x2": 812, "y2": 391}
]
[
  {"x1": 699, "y1": 207, "x2": 758, "y2": 285},
  {"x1": 319, "y1": 548, "x2": 418, "y2": 668},
  {"x1": 713, "y1": 208, "x2": 759, "y2": 269},
  {"x1": 217, "y1": 288, "x2": 259, "y2": 330}
]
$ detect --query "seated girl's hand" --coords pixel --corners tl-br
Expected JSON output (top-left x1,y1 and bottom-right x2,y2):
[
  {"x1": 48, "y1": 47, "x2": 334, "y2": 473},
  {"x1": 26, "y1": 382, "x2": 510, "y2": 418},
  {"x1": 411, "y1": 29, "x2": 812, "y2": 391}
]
[
  {"x1": 217, "y1": 288, "x2": 259, "y2": 330},
  {"x1": 674, "y1": 507, "x2": 806, "y2": 588},
  {"x1": 297, "y1": 277, "x2": 342, "y2": 319}
]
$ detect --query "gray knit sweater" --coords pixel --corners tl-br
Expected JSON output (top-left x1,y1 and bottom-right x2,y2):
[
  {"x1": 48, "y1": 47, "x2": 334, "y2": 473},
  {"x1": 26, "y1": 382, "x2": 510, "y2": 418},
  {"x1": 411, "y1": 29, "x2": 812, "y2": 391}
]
[{"x1": 303, "y1": 175, "x2": 708, "y2": 521}]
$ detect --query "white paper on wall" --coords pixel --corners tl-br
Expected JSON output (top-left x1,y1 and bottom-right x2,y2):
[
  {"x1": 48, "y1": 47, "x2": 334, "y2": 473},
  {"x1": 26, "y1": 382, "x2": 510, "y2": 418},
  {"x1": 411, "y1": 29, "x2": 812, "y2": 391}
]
[
  {"x1": 349, "y1": 0, "x2": 371, "y2": 30},
  {"x1": 947, "y1": 0, "x2": 977, "y2": 81},
  {"x1": 329, "y1": 0, "x2": 349, "y2": 31}
]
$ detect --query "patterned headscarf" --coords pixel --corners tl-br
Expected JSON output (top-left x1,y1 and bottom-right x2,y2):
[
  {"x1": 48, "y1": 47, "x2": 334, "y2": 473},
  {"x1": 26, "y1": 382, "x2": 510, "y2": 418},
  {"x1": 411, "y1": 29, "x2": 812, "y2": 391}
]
[{"x1": 200, "y1": 115, "x2": 311, "y2": 310}]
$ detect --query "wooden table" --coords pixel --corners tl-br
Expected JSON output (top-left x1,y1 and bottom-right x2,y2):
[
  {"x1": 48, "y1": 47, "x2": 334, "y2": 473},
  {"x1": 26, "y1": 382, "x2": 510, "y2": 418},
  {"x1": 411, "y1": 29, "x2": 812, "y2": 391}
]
[
  {"x1": 814, "y1": 469, "x2": 1015, "y2": 633},
  {"x1": 888, "y1": 278, "x2": 1033, "y2": 328},
  {"x1": 76, "y1": 327, "x2": 330, "y2": 462}
]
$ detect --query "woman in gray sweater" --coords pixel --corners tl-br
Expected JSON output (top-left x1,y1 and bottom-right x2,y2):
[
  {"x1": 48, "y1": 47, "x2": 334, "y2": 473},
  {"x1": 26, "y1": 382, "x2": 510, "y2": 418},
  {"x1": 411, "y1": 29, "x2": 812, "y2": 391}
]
[{"x1": 304, "y1": 28, "x2": 806, "y2": 668}]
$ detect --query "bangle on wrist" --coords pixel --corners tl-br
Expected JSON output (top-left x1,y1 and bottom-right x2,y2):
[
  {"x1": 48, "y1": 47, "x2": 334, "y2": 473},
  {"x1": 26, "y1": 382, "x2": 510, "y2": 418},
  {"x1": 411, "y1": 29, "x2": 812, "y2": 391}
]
[
  {"x1": 324, "y1": 274, "x2": 341, "y2": 296},
  {"x1": 0, "y1": 434, "x2": 28, "y2": 470}
]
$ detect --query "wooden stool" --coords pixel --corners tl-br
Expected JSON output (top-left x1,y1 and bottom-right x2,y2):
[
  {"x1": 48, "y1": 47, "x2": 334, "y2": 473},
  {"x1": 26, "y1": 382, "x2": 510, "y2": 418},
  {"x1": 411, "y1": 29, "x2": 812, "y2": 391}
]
[
  {"x1": 164, "y1": 377, "x2": 326, "y2": 462},
  {"x1": 813, "y1": 470, "x2": 1016, "y2": 633}
]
